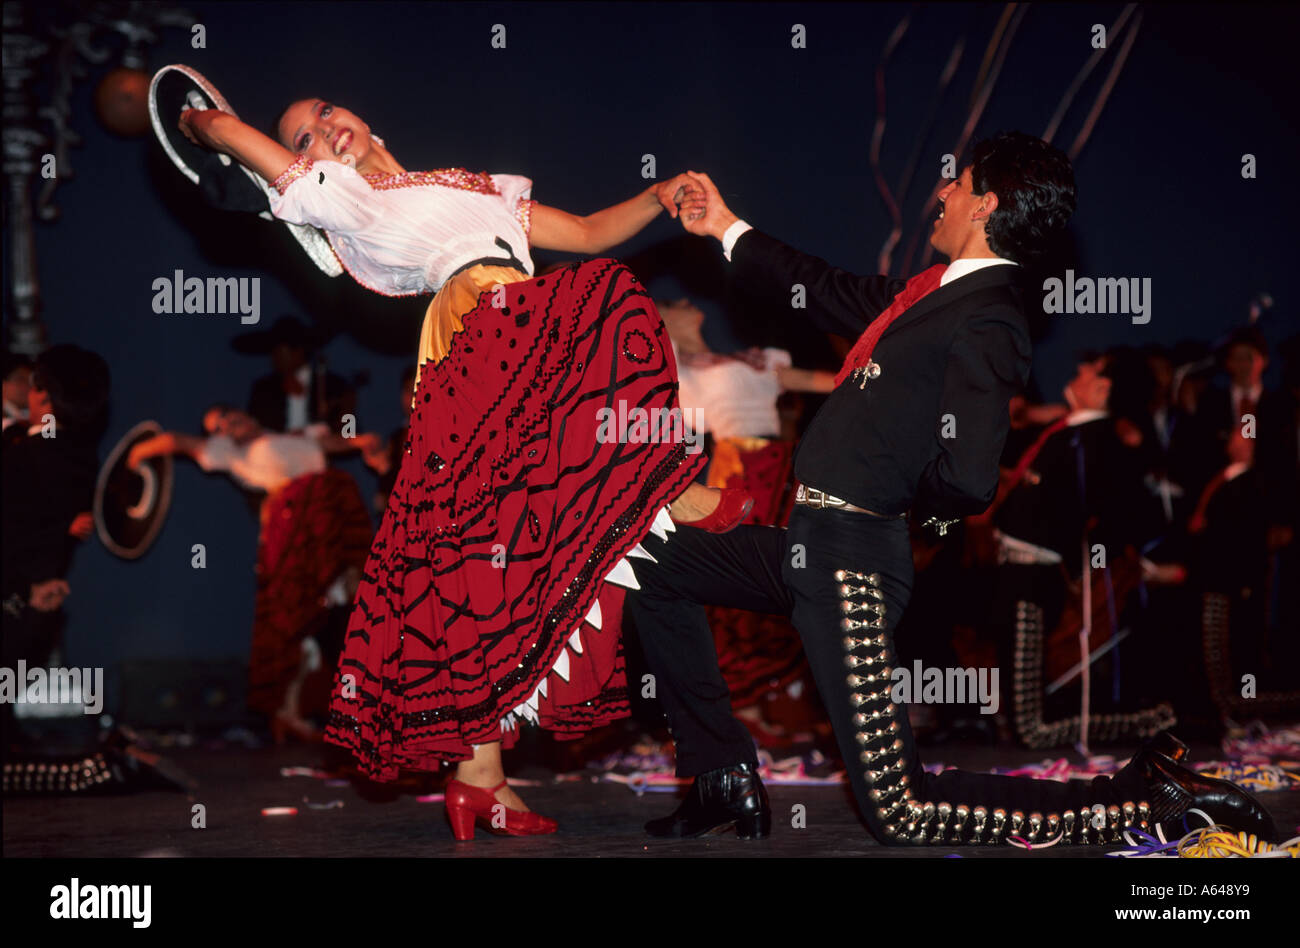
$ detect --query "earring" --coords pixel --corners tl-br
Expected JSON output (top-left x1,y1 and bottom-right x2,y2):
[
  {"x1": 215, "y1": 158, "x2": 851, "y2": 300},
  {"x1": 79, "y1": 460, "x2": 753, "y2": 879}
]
[{"x1": 341, "y1": 154, "x2": 355, "y2": 166}]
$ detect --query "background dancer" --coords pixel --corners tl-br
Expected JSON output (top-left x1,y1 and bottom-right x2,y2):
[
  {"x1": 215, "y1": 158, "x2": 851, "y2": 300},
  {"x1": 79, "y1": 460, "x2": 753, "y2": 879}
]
[
  {"x1": 660, "y1": 297, "x2": 834, "y2": 743},
  {"x1": 126, "y1": 406, "x2": 376, "y2": 741}
]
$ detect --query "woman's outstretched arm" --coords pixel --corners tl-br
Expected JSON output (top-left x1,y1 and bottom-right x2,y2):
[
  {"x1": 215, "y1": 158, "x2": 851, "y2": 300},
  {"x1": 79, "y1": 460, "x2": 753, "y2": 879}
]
[
  {"x1": 178, "y1": 108, "x2": 297, "y2": 185},
  {"x1": 127, "y1": 432, "x2": 203, "y2": 469},
  {"x1": 529, "y1": 173, "x2": 705, "y2": 255},
  {"x1": 776, "y1": 366, "x2": 836, "y2": 393}
]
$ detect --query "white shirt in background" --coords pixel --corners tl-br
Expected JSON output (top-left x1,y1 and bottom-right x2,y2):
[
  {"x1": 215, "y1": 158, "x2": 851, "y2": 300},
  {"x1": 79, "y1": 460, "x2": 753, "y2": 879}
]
[
  {"x1": 672, "y1": 342, "x2": 791, "y2": 440},
  {"x1": 285, "y1": 363, "x2": 311, "y2": 432},
  {"x1": 195, "y1": 423, "x2": 328, "y2": 493}
]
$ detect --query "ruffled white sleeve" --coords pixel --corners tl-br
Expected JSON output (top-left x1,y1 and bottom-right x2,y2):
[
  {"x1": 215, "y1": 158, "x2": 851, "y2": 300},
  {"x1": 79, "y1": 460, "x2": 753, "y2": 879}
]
[
  {"x1": 762, "y1": 347, "x2": 793, "y2": 372},
  {"x1": 266, "y1": 156, "x2": 378, "y2": 235},
  {"x1": 193, "y1": 434, "x2": 239, "y2": 473},
  {"x1": 490, "y1": 173, "x2": 535, "y2": 237}
]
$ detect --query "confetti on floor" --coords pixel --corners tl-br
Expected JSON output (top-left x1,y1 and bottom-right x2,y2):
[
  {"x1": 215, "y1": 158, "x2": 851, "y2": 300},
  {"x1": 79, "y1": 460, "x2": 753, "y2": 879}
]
[{"x1": 586, "y1": 724, "x2": 1300, "y2": 794}]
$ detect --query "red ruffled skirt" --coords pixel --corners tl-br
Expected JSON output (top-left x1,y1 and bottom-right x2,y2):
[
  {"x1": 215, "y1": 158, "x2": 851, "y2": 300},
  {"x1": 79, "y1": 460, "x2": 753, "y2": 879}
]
[
  {"x1": 249, "y1": 469, "x2": 372, "y2": 715},
  {"x1": 325, "y1": 259, "x2": 705, "y2": 780}
]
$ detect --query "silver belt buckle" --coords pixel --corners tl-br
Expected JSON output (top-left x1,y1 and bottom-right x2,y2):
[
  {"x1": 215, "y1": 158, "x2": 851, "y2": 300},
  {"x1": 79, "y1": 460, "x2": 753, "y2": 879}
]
[{"x1": 799, "y1": 486, "x2": 845, "y2": 510}]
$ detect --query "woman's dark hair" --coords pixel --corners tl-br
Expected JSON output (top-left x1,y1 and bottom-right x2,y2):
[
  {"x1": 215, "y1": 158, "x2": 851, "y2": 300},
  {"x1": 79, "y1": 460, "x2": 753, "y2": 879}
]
[
  {"x1": 970, "y1": 131, "x2": 1077, "y2": 265},
  {"x1": 202, "y1": 401, "x2": 236, "y2": 434},
  {"x1": 31, "y1": 344, "x2": 110, "y2": 433},
  {"x1": 270, "y1": 106, "x2": 292, "y2": 148}
]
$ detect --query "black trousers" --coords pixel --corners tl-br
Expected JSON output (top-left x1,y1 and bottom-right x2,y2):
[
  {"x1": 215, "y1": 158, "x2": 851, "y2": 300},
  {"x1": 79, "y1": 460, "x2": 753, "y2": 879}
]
[{"x1": 628, "y1": 506, "x2": 1152, "y2": 845}]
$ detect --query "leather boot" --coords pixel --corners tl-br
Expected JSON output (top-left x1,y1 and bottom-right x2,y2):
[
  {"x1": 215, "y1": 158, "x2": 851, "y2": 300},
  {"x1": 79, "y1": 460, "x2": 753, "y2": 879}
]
[
  {"x1": 645, "y1": 762, "x2": 771, "y2": 839},
  {"x1": 1132, "y1": 735, "x2": 1276, "y2": 841}
]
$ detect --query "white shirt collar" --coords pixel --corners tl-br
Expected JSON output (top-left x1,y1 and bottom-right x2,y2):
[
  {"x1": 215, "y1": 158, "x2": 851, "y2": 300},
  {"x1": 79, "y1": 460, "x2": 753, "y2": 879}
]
[
  {"x1": 940, "y1": 256, "x2": 1018, "y2": 287},
  {"x1": 1066, "y1": 409, "x2": 1108, "y2": 427}
]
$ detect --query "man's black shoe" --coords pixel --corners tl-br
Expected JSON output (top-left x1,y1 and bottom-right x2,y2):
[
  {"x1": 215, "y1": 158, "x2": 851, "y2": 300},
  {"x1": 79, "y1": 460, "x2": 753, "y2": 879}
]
[
  {"x1": 645, "y1": 762, "x2": 771, "y2": 839},
  {"x1": 1135, "y1": 737, "x2": 1276, "y2": 841}
]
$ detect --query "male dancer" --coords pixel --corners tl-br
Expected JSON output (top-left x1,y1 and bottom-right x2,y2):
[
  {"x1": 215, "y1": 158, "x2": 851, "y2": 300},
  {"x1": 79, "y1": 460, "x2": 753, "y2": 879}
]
[{"x1": 627, "y1": 132, "x2": 1275, "y2": 845}]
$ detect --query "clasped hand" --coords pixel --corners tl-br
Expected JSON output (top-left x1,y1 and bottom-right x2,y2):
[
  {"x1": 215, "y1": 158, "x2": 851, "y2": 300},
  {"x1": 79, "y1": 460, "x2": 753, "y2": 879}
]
[{"x1": 657, "y1": 171, "x2": 738, "y2": 240}]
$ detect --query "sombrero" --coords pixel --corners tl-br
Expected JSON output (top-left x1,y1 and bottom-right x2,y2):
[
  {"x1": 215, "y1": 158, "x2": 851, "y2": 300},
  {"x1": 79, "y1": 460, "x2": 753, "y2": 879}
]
[
  {"x1": 94, "y1": 420, "x2": 175, "y2": 560},
  {"x1": 148, "y1": 63, "x2": 342, "y2": 277}
]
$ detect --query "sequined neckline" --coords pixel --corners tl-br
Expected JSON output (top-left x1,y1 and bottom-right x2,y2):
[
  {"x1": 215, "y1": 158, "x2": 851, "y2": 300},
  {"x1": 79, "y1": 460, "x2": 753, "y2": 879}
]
[{"x1": 360, "y1": 168, "x2": 500, "y2": 196}]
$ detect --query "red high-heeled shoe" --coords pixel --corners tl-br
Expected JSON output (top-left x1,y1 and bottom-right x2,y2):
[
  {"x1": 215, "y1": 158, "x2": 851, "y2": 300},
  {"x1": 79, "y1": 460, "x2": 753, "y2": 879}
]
[
  {"x1": 444, "y1": 779, "x2": 558, "y2": 840},
  {"x1": 671, "y1": 487, "x2": 754, "y2": 533}
]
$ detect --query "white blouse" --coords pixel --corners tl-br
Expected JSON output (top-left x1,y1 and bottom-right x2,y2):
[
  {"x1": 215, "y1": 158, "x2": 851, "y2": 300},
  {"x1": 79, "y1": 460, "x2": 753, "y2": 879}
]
[
  {"x1": 195, "y1": 426, "x2": 327, "y2": 493},
  {"x1": 266, "y1": 156, "x2": 536, "y2": 297},
  {"x1": 672, "y1": 344, "x2": 791, "y2": 440}
]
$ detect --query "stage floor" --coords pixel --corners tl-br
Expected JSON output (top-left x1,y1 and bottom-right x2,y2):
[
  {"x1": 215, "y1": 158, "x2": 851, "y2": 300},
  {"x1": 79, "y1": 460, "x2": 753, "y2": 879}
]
[{"x1": 5, "y1": 736, "x2": 1297, "y2": 858}]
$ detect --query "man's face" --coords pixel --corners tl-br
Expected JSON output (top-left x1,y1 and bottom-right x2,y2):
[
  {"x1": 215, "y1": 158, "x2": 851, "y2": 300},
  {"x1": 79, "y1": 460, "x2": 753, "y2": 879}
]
[
  {"x1": 1147, "y1": 354, "x2": 1173, "y2": 393},
  {"x1": 1064, "y1": 357, "x2": 1111, "y2": 412},
  {"x1": 1224, "y1": 343, "x2": 1265, "y2": 388},
  {"x1": 3, "y1": 365, "x2": 31, "y2": 409},
  {"x1": 931, "y1": 166, "x2": 991, "y2": 258},
  {"x1": 26, "y1": 378, "x2": 52, "y2": 422},
  {"x1": 272, "y1": 343, "x2": 307, "y2": 377}
]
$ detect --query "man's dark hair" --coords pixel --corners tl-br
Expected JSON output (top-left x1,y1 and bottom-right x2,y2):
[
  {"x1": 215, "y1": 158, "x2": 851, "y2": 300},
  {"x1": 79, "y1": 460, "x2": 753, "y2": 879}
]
[
  {"x1": 970, "y1": 131, "x2": 1076, "y2": 264},
  {"x1": 1071, "y1": 347, "x2": 1143, "y2": 418},
  {"x1": 3, "y1": 350, "x2": 33, "y2": 381},
  {"x1": 1100, "y1": 346, "x2": 1149, "y2": 422},
  {"x1": 31, "y1": 345, "x2": 110, "y2": 433}
]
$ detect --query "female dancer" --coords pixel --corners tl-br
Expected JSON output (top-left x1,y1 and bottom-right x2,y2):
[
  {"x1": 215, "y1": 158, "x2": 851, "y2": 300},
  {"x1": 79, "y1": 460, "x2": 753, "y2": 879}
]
[
  {"x1": 175, "y1": 96, "x2": 747, "y2": 837},
  {"x1": 126, "y1": 406, "x2": 378, "y2": 742}
]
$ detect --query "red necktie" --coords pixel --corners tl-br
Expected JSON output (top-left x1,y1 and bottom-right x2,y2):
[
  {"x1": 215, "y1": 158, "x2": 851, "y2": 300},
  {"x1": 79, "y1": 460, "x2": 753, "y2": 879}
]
[
  {"x1": 1007, "y1": 416, "x2": 1071, "y2": 488},
  {"x1": 1189, "y1": 469, "x2": 1228, "y2": 534},
  {"x1": 835, "y1": 264, "x2": 947, "y2": 387}
]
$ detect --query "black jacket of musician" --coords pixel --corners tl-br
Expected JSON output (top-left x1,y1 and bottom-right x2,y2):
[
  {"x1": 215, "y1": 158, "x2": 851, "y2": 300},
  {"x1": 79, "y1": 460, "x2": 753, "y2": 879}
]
[{"x1": 729, "y1": 229, "x2": 1032, "y2": 520}]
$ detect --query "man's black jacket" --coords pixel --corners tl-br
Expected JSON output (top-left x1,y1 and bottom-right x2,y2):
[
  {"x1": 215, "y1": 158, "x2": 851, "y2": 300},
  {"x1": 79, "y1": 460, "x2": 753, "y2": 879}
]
[
  {"x1": 1, "y1": 425, "x2": 97, "y2": 597},
  {"x1": 729, "y1": 229, "x2": 1032, "y2": 520},
  {"x1": 246, "y1": 366, "x2": 353, "y2": 434}
]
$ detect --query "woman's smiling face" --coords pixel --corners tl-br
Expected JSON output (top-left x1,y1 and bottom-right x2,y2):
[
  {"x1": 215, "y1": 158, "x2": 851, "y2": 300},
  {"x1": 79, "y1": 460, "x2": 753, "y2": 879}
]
[{"x1": 277, "y1": 99, "x2": 373, "y2": 166}]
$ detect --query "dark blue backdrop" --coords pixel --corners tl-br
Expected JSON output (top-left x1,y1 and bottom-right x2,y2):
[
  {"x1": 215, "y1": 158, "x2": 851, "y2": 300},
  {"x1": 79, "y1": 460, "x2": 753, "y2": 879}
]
[{"x1": 14, "y1": 2, "x2": 1296, "y2": 709}]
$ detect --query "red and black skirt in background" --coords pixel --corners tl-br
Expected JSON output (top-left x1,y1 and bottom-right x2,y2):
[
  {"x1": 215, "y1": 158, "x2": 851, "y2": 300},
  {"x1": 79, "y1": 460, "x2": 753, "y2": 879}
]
[{"x1": 249, "y1": 468, "x2": 373, "y2": 715}]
